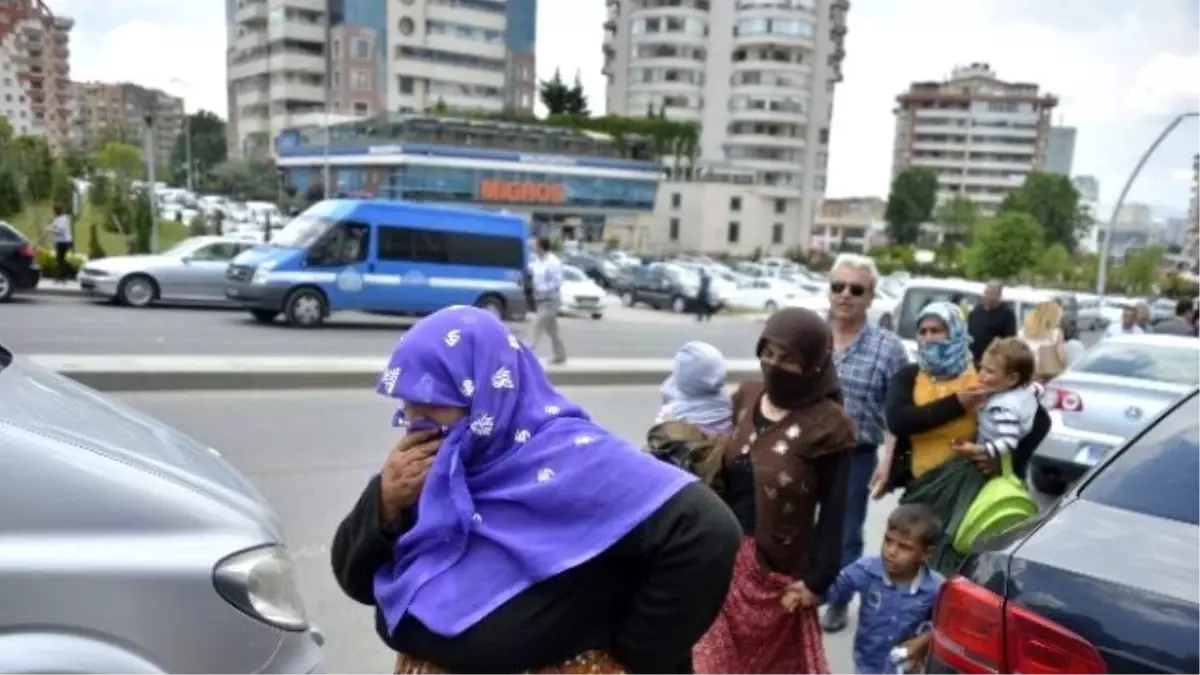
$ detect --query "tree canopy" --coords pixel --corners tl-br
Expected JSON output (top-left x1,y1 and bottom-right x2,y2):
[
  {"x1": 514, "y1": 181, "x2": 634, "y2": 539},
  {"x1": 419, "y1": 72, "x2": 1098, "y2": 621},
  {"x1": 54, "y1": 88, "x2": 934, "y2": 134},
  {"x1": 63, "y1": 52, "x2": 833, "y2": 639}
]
[
  {"x1": 168, "y1": 110, "x2": 228, "y2": 189},
  {"x1": 965, "y1": 211, "x2": 1045, "y2": 280},
  {"x1": 998, "y1": 171, "x2": 1089, "y2": 252},
  {"x1": 933, "y1": 195, "x2": 981, "y2": 248},
  {"x1": 884, "y1": 167, "x2": 938, "y2": 245}
]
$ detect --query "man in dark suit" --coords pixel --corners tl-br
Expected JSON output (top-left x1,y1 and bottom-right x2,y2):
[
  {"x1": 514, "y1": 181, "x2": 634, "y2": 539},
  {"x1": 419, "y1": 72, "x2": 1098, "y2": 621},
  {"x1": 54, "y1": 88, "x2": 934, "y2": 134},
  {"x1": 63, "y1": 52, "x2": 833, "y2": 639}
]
[{"x1": 967, "y1": 280, "x2": 1017, "y2": 365}]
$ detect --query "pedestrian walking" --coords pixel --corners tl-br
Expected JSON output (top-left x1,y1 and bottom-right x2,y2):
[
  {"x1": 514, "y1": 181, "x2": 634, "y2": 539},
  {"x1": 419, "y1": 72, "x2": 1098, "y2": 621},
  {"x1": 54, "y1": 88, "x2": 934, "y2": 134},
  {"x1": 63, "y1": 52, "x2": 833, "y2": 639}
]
[
  {"x1": 820, "y1": 254, "x2": 910, "y2": 634},
  {"x1": 48, "y1": 203, "x2": 73, "y2": 283},
  {"x1": 692, "y1": 308, "x2": 858, "y2": 674},
  {"x1": 1104, "y1": 304, "x2": 1144, "y2": 338},
  {"x1": 528, "y1": 237, "x2": 567, "y2": 364},
  {"x1": 695, "y1": 268, "x2": 714, "y2": 322},
  {"x1": 331, "y1": 307, "x2": 741, "y2": 673},
  {"x1": 789, "y1": 504, "x2": 944, "y2": 674},
  {"x1": 966, "y1": 280, "x2": 1017, "y2": 366}
]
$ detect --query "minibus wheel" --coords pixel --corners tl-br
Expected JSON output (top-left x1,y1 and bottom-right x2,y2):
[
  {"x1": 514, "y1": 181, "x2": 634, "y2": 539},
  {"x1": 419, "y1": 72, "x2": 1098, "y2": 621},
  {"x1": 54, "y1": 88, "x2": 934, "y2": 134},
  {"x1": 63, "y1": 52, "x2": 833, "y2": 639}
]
[
  {"x1": 284, "y1": 287, "x2": 328, "y2": 327},
  {"x1": 475, "y1": 293, "x2": 506, "y2": 318}
]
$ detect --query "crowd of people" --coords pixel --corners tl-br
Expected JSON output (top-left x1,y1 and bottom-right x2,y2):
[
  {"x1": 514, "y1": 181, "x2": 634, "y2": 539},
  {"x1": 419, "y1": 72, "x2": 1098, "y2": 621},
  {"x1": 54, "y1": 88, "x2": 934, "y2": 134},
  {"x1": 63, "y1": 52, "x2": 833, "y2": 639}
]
[{"x1": 327, "y1": 255, "x2": 1156, "y2": 674}]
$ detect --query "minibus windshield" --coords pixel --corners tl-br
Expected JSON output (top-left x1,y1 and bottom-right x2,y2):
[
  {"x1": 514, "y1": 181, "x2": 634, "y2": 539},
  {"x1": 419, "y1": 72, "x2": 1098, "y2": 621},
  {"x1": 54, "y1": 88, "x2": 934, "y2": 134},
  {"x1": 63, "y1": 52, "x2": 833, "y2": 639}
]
[{"x1": 271, "y1": 215, "x2": 335, "y2": 248}]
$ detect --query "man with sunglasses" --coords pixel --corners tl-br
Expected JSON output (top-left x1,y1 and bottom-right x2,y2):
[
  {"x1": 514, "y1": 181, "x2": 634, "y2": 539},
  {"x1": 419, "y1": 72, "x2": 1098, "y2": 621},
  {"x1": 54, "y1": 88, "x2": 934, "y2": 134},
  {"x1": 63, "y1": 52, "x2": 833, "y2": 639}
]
[{"x1": 821, "y1": 255, "x2": 909, "y2": 634}]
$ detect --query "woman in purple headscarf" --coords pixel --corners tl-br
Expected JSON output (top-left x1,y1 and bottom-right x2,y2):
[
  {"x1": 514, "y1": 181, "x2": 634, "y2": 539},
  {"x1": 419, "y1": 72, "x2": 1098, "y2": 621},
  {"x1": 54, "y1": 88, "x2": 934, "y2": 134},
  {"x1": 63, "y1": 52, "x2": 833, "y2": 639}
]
[{"x1": 331, "y1": 306, "x2": 741, "y2": 674}]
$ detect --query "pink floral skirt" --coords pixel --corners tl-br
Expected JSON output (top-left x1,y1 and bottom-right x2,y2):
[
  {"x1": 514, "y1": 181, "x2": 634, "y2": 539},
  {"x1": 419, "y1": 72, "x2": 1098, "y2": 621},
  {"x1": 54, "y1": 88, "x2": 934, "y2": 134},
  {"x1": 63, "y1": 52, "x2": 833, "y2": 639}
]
[{"x1": 693, "y1": 537, "x2": 830, "y2": 674}]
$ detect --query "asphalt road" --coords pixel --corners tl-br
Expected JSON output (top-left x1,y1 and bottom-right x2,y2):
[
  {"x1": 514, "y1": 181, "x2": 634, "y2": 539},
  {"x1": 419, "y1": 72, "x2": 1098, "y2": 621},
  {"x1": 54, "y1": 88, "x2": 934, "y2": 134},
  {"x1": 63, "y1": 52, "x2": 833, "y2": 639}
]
[
  {"x1": 3, "y1": 295, "x2": 765, "y2": 359},
  {"x1": 114, "y1": 386, "x2": 896, "y2": 674}
]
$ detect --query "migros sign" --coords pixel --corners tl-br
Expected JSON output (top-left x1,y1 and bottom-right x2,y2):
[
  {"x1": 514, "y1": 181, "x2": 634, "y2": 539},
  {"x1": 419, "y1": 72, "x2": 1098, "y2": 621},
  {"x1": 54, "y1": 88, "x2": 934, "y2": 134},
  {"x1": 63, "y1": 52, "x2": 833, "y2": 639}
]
[{"x1": 478, "y1": 179, "x2": 565, "y2": 204}]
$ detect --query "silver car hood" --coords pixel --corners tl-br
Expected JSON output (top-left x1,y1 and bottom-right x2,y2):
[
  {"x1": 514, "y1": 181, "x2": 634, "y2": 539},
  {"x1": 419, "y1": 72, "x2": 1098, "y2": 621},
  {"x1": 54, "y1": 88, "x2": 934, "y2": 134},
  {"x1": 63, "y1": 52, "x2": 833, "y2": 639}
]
[{"x1": 0, "y1": 357, "x2": 282, "y2": 540}]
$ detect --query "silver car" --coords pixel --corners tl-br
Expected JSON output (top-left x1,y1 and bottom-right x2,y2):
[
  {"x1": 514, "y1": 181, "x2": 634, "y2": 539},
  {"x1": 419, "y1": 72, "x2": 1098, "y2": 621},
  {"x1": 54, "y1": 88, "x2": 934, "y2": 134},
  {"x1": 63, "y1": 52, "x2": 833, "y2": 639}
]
[
  {"x1": 78, "y1": 236, "x2": 259, "y2": 307},
  {"x1": 0, "y1": 346, "x2": 324, "y2": 672},
  {"x1": 1028, "y1": 334, "x2": 1200, "y2": 501}
]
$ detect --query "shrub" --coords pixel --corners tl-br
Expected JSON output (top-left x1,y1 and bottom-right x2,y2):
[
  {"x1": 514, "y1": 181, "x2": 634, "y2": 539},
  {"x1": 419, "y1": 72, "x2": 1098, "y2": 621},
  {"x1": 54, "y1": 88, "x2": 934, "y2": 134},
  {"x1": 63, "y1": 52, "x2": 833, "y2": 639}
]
[{"x1": 36, "y1": 247, "x2": 87, "y2": 279}]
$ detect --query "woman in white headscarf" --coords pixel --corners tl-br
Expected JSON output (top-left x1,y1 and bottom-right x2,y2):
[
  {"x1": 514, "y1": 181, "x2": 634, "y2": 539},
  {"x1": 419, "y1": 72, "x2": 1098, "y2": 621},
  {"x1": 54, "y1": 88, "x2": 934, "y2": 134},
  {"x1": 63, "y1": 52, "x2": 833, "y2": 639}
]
[{"x1": 647, "y1": 342, "x2": 733, "y2": 484}]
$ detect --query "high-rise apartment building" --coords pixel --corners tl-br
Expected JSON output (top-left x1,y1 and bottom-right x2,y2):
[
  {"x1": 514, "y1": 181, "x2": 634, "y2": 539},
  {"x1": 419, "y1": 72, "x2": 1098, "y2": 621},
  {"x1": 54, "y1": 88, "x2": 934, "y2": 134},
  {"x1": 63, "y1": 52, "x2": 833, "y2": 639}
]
[
  {"x1": 892, "y1": 63, "x2": 1057, "y2": 214},
  {"x1": 0, "y1": 0, "x2": 73, "y2": 151},
  {"x1": 387, "y1": 0, "x2": 537, "y2": 115},
  {"x1": 603, "y1": 0, "x2": 848, "y2": 255},
  {"x1": 1043, "y1": 125, "x2": 1075, "y2": 176},
  {"x1": 226, "y1": 0, "x2": 339, "y2": 159},
  {"x1": 226, "y1": 0, "x2": 539, "y2": 160},
  {"x1": 72, "y1": 82, "x2": 185, "y2": 171}
]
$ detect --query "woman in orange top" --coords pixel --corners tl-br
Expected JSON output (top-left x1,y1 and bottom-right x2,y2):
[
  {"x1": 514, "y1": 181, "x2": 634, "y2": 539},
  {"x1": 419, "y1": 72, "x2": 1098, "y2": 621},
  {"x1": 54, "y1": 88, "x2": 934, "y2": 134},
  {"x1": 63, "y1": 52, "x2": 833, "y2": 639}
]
[{"x1": 874, "y1": 301, "x2": 999, "y2": 574}]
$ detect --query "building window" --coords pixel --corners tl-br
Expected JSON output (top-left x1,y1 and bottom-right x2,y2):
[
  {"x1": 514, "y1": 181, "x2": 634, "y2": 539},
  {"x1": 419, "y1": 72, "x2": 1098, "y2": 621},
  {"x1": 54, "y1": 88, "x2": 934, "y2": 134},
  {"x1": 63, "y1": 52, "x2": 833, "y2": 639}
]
[
  {"x1": 398, "y1": 76, "x2": 414, "y2": 94},
  {"x1": 398, "y1": 17, "x2": 414, "y2": 35},
  {"x1": 730, "y1": 196, "x2": 742, "y2": 211},
  {"x1": 353, "y1": 101, "x2": 369, "y2": 115},
  {"x1": 332, "y1": 39, "x2": 341, "y2": 58},
  {"x1": 671, "y1": 192, "x2": 681, "y2": 208},
  {"x1": 774, "y1": 198, "x2": 786, "y2": 214},
  {"x1": 772, "y1": 223, "x2": 783, "y2": 244},
  {"x1": 354, "y1": 39, "x2": 370, "y2": 59},
  {"x1": 352, "y1": 69, "x2": 368, "y2": 90},
  {"x1": 669, "y1": 217, "x2": 680, "y2": 241},
  {"x1": 819, "y1": 127, "x2": 830, "y2": 144},
  {"x1": 332, "y1": 71, "x2": 341, "y2": 88},
  {"x1": 727, "y1": 221, "x2": 740, "y2": 243}
]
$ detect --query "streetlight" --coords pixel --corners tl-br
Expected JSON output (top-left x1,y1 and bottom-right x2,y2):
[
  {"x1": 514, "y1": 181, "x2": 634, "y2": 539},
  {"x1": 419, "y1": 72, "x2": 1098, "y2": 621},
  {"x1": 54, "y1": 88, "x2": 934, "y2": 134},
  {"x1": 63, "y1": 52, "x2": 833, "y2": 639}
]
[
  {"x1": 169, "y1": 77, "x2": 194, "y2": 192},
  {"x1": 1096, "y1": 111, "x2": 1199, "y2": 296}
]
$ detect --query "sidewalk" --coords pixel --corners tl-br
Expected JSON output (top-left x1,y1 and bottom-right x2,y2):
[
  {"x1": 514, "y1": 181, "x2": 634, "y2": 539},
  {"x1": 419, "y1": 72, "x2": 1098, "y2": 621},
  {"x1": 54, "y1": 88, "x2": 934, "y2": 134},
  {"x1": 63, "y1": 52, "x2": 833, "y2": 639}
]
[{"x1": 28, "y1": 354, "x2": 764, "y2": 392}]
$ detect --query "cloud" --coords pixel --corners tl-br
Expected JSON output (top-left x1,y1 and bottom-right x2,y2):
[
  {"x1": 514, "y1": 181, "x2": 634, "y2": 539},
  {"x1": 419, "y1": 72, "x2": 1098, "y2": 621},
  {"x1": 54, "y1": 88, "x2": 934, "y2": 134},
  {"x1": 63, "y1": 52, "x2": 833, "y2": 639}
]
[{"x1": 1128, "y1": 53, "x2": 1200, "y2": 116}]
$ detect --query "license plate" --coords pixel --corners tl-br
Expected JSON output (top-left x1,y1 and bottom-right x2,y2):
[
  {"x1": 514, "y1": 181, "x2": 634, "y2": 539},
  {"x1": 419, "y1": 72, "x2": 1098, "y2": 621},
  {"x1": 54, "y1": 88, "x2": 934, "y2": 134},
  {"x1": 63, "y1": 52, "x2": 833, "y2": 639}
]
[
  {"x1": 576, "y1": 297, "x2": 598, "y2": 306},
  {"x1": 1073, "y1": 443, "x2": 1111, "y2": 467}
]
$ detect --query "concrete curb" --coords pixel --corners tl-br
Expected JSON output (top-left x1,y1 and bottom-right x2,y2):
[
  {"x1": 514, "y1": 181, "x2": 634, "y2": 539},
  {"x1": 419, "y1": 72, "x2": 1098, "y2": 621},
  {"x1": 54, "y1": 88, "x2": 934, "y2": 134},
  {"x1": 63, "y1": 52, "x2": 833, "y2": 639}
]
[
  {"x1": 34, "y1": 283, "x2": 85, "y2": 297},
  {"x1": 28, "y1": 355, "x2": 764, "y2": 392}
]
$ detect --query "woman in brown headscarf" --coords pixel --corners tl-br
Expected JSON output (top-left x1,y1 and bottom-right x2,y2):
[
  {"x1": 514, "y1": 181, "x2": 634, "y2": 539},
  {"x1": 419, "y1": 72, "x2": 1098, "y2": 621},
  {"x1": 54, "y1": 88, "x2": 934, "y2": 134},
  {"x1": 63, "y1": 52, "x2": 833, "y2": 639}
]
[{"x1": 693, "y1": 308, "x2": 857, "y2": 674}]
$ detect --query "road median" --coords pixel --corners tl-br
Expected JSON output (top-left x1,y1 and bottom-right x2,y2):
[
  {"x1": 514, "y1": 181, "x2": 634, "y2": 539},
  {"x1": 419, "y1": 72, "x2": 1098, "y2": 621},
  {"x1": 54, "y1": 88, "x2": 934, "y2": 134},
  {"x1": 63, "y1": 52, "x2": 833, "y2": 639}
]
[{"x1": 28, "y1": 354, "x2": 764, "y2": 392}]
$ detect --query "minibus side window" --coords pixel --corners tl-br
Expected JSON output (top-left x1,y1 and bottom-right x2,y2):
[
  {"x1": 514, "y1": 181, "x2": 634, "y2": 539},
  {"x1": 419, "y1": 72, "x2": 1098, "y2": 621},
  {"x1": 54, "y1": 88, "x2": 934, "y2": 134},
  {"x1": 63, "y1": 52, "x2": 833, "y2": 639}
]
[{"x1": 308, "y1": 220, "x2": 370, "y2": 266}]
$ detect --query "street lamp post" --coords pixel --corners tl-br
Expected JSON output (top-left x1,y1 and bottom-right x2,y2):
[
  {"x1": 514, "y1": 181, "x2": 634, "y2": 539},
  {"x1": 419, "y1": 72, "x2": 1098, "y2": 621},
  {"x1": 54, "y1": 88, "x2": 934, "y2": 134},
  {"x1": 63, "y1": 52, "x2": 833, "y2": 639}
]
[
  {"x1": 169, "y1": 78, "x2": 194, "y2": 193},
  {"x1": 1096, "y1": 111, "x2": 1199, "y2": 296},
  {"x1": 144, "y1": 112, "x2": 159, "y2": 253}
]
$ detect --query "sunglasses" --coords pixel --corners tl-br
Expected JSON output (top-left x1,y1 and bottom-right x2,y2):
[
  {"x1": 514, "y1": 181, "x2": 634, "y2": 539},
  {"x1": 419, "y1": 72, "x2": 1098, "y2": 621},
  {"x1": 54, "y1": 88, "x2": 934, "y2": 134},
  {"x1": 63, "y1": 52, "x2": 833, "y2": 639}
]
[{"x1": 830, "y1": 281, "x2": 867, "y2": 297}]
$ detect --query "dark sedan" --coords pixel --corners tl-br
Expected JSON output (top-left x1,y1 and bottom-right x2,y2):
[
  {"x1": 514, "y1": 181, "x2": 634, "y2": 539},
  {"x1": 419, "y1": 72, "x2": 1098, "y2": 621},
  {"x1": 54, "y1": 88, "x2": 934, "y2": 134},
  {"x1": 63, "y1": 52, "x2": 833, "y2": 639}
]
[{"x1": 928, "y1": 390, "x2": 1198, "y2": 674}]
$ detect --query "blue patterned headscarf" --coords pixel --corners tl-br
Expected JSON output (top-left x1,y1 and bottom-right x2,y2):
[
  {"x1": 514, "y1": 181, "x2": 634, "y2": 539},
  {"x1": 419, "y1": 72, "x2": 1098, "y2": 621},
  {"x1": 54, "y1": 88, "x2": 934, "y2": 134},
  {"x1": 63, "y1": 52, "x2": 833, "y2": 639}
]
[
  {"x1": 916, "y1": 301, "x2": 971, "y2": 380},
  {"x1": 372, "y1": 306, "x2": 694, "y2": 637},
  {"x1": 659, "y1": 341, "x2": 733, "y2": 435}
]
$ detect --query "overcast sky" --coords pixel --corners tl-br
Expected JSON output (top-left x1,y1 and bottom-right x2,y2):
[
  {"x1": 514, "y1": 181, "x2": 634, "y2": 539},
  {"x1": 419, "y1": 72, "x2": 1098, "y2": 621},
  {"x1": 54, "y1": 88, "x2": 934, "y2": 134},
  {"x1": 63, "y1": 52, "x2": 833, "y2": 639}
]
[{"x1": 52, "y1": 0, "x2": 1199, "y2": 214}]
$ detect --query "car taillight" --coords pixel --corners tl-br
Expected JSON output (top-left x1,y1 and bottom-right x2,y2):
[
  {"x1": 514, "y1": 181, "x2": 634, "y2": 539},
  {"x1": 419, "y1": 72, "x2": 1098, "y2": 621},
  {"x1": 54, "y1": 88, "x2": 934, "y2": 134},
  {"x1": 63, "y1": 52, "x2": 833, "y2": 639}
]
[
  {"x1": 931, "y1": 577, "x2": 1107, "y2": 674},
  {"x1": 18, "y1": 243, "x2": 35, "y2": 258},
  {"x1": 1043, "y1": 387, "x2": 1083, "y2": 412}
]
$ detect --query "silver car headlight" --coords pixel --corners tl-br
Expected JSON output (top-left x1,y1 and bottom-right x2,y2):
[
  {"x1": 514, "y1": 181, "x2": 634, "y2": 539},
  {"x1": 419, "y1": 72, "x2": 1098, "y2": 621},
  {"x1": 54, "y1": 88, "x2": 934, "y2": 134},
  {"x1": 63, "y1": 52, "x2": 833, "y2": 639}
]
[{"x1": 214, "y1": 545, "x2": 309, "y2": 631}]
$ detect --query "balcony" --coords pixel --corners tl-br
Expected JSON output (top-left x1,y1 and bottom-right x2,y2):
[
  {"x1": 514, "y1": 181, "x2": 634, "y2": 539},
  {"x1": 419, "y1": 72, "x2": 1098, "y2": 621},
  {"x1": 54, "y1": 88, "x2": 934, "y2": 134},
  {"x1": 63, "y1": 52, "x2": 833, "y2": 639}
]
[
  {"x1": 21, "y1": 23, "x2": 43, "y2": 39},
  {"x1": 54, "y1": 16, "x2": 74, "y2": 30},
  {"x1": 832, "y1": 0, "x2": 849, "y2": 9}
]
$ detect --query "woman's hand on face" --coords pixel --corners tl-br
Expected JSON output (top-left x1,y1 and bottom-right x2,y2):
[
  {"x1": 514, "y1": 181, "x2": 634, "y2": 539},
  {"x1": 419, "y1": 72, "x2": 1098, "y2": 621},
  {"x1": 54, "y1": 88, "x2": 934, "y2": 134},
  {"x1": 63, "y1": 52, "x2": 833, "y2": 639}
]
[
  {"x1": 379, "y1": 429, "x2": 442, "y2": 528},
  {"x1": 956, "y1": 386, "x2": 994, "y2": 409}
]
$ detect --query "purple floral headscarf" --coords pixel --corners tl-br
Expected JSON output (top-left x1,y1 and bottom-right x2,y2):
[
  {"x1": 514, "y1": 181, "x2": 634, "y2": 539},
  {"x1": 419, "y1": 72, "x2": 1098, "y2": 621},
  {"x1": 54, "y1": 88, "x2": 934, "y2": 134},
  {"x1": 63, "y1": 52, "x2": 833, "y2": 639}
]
[{"x1": 372, "y1": 306, "x2": 695, "y2": 637}]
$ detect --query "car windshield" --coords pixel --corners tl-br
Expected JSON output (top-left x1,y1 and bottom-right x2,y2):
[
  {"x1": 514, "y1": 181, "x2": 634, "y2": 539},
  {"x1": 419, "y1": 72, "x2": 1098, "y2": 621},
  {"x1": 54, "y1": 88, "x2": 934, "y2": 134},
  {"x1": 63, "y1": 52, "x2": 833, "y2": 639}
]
[
  {"x1": 1081, "y1": 393, "x2": 1198, "y2": 525},
  {"x1": 562, "y1": 266, "x2": 585, "y2": 282},
  {"x1": 1071, "y1": 342, "x2": 1200, "y2": 385},
  {"x1": 271, "y1": 215, "x2": 336, "y2": 248}
]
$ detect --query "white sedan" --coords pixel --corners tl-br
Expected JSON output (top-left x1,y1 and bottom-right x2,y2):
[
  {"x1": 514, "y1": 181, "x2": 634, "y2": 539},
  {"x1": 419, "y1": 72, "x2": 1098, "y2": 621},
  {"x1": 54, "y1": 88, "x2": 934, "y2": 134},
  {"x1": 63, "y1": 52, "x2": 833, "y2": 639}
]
[
  {"x1": 559, "y1": 265, "x2": 608, "y2": 319},
  {"x1": 727, "y1": 278, "x2": 810, "y2": 312}
]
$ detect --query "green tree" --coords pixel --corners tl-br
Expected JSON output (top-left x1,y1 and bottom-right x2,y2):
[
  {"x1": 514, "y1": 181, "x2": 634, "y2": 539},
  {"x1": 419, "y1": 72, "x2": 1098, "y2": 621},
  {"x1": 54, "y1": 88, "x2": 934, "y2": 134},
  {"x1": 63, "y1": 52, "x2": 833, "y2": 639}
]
[
  {"x1": 50, "y1": 161, "x2": 74, "y2": 213},
  {"x1": 87, "y1": 222, "x2": 107, "y2": 259},
  {"x1": 14, "y1": 135, "x2": 53, "y2": 203},
  {"x1": 538, "y1": 69, "x2": 571, "y2": 116},
  {"x1": 62, "y1": 149, "x2": 93, "y2": 178},
  {"x1": 168, "y1": 110, "x2": 228, "y2": 189},
  {"x1": 884, "y1": 167, "x2": 938, "y2": 245},
  {"x1": 88, "y1": 173, "x2": 112, "y2": 209},
  {"x1": 0, "y1": 165, "x2": 22, "y2": 218},
  {"x1": 1034, "y1": 243, "x2": 1071, "y2": 283},
  {"x1": 128, "y1": 188, "x2": 154, "y2": 254},
  {"x1": 1122, "y1": 245, "x2": 1165, "y2": 294},
  {"x1": 211, "y1": 158, "x2": 277, "y2": 201},
  {"x1": 933, "y1": 195, "x2": 981, "y2": 248},
  {"x1": 998, "y1": 171, "x2": 1089, "y2": 252},
  {"x1": 95, "y1": 142, "x2": 145, "y2": 182},
  {"x1": 965, "y1": 211, "x2": 1044, "y2": 280},
  {"x1": 0, "y1": 117, "x2": 12, "y2": 147},
  {"x1": 564, "y1": 71, "x2": 590, "y2": 117}
]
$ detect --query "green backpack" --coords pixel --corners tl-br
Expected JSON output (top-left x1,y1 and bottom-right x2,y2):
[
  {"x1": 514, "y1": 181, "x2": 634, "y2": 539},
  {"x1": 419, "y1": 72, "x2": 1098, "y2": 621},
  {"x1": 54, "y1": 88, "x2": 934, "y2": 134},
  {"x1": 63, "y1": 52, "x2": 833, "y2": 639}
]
[{"x1": 954, "y1": 453, "x2": 1038, "y2": 554}]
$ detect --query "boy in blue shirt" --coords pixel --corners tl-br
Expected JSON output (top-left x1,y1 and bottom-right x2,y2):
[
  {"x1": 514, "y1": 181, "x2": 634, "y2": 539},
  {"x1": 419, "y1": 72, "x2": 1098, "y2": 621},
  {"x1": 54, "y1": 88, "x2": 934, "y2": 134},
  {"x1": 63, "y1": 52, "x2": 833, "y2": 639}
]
[{"x1": 784, "y1": 503, "x2": 944, "y2": 673}]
